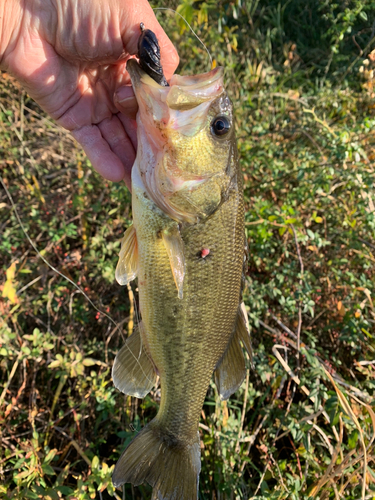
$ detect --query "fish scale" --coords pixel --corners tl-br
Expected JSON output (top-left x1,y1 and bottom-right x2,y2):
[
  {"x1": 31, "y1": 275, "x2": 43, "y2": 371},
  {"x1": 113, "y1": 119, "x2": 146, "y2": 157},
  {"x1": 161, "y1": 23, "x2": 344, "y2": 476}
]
[{"x1": 111, "y1": 57, "x2": 251, "y2": 499}]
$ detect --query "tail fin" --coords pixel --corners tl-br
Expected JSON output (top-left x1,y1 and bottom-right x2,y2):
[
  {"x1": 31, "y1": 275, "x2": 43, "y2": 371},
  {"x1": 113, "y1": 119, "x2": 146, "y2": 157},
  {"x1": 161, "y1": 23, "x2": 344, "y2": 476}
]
[{"x1": 112, "y1": 421, "x2": 201, "y2": 500}]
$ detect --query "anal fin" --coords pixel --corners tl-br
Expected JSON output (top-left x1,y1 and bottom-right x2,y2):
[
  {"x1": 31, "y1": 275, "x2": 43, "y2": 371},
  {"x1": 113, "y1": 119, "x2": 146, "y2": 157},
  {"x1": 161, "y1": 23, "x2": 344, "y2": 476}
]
[
  {"x1": 115, "y1": 224, "x2": 138, "y2": 286},
  {"x1": 112, "y1": 323, "x2": 157, "y2": 398},
  {"x1": 215, "y1": 303, "x2": 252, "y2": 400}
]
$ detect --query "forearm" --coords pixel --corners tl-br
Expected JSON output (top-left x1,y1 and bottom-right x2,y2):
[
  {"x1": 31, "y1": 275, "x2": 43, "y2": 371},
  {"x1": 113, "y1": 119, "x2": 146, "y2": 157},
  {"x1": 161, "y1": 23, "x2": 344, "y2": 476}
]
[{"x1": 0, "y1": 0, "x2": 24, "y2": 70}]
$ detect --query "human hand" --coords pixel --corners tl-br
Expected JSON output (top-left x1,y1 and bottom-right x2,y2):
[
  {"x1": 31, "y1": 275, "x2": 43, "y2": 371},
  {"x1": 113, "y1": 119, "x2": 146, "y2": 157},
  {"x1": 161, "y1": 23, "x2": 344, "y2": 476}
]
[{"x1": 0, "y1": 0, "x2": 179, "y2": 189}]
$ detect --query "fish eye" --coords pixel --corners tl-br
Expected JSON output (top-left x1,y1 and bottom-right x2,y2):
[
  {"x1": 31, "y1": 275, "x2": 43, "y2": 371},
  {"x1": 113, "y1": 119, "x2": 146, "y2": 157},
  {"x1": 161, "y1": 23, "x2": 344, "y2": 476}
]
[{"x1": 211, "y1": 116, "x2": 231, "y2": 137}]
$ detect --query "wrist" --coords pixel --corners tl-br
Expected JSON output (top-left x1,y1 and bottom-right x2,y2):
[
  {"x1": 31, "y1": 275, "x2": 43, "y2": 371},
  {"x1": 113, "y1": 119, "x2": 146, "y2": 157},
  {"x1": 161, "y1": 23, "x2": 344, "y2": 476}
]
[{"x1": 0, "y1": 0, "x2": 24, "y2": 70}]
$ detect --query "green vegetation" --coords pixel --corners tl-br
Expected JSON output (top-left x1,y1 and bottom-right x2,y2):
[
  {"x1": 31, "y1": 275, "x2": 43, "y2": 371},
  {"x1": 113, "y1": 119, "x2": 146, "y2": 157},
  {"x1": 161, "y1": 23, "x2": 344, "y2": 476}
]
[{"x1": 1, "y1": 0, "x2": 375, "y2": 498}]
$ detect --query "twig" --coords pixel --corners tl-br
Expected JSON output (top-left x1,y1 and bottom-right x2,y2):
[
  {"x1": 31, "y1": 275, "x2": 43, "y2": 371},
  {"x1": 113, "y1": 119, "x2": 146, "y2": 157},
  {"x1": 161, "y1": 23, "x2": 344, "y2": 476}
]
[
  {"x1": 239, "y1": 373, "x2": 287, "y2": 476},
  {"x1": 272, "y1": 345, "x2": 332, "y2": 425},
  {"x1": 0, "y1": 350, "x2": 22, "y2": 407},
  {"x1": 324, "y1": 369, "x2": 368, "y2": 500},
  {"x1": 105, "y1": 318, "x2": 128, "y2": 365},
  {"x1": 4, "y1": 362, "x2": 27, "y2": 418},
  {"x1": 270, "y1": 453, "x2": 290, "y2": 494},
  {"x1": 245, "y1": 218, "x2": 288, "y2": 228},
  {"x1": 54, "y1": 426, "x2": 91, "y2": 466},
  {"x1": 199, "y1": 422, "x2": 220, "y2": 439},
  {"x1": 249, "y1": 460, "x2": 268, "y2": 499},
  {"x1": 127, "y1": 283, "x2": 135, "y2": 335},
  {"x1": 288, "y1": 434, "x2": 303, "y2": 480},
  {"x1": 44, "y1": 373, "x2": 68, "y2": 446},
  {"x1": 291, "y1": 224, "x2": 304, "y2": 372},
  {"x1": 340, "y1": 34, "x2": 375, "y2": 83},
  {"x1": 268, "y1": 313, "x2": 298, "y2": 340},
  {"x1": 235, "y1": 370, "x2": 249, "y2": 453},
  {"x1": 297, "y1": 128, "x2": 323, "y2": 153},
  {"x1": 303, "y1": 108, "x2": 337, "y2": 138},
  {"x1": 16, "y1": 275, "x2": 42, "y2": 295}
]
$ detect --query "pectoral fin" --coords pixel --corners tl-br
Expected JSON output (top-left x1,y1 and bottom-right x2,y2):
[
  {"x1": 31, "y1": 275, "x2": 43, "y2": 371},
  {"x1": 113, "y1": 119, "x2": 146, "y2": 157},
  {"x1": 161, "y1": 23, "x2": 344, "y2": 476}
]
[
  {"x1": 215, "y1": 304, "x2": 252, "y2": 400},
  {"x1": 116, "y1": 225, "x2": 138, "y2": 285},
  {"x1": 162, "y1": 226, "x2": 185, "y2": 299},
  {"x1": 112, "y1": 323, "x2": 157, "y2": 399}
]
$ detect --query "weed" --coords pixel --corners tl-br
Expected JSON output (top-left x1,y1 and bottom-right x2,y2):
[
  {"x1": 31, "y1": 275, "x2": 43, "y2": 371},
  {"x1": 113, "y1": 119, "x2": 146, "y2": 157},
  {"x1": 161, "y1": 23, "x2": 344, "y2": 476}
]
[{"x1": 1, "y1": 1, "x2": 375, "y2": 498}]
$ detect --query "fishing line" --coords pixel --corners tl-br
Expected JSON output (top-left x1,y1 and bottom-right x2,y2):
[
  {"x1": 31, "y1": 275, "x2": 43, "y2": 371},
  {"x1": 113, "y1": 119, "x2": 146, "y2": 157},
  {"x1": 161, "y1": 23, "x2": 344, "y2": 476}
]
[
  {"x1": 1, "y1": 176, "x2": 159, "y2": 387},
  {"x1": 153, "y1": 7, "x2": 213, "y2": 69},
  {"x1": 1, "y1": 177, "x2": 157, "y2": 385},
  {"x1": 132, "y1": 284, "x2": 141, "y2": 330},
  {"x1": 0, "y1": 176, "x2": 118, "y2": 328}
]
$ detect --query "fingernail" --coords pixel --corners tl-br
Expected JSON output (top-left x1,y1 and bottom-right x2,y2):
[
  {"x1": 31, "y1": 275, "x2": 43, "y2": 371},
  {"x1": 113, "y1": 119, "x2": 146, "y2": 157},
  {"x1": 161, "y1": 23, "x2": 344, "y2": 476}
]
[
  {"x1": 115, "y1": 86, "x2": 135, "y2": 102},
  {"x1": 117, "y1": 96, "x2": 138, "y2": 108}
]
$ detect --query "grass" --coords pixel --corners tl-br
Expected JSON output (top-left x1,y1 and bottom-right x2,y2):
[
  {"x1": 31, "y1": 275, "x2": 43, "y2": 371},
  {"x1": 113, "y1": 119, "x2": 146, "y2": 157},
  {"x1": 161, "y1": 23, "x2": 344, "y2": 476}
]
[{"x1": 1, "y1": 0, "x2": 375, "y2": 498}]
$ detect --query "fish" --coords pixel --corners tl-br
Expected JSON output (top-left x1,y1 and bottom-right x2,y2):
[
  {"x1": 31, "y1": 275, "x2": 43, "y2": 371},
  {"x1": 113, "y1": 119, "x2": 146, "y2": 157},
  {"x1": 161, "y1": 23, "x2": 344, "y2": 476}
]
[{"x1": 111, "y1": 28, "x2": 251, "y2": 500}]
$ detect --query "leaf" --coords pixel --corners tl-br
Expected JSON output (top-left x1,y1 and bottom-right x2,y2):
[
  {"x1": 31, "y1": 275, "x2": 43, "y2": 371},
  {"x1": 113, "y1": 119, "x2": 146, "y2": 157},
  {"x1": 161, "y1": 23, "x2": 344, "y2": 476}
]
[
  {"x1": 48, "y1": 360, "x2": 61, "y2": 369},
  {"x1": 2, "y1": 261, "x2": 19, "y2": 304},
  {"x1": 337, "y1": 301, "x2": 346, "y2": 316},
  {"x1": 42, "y1": 464, "x2": 55, "y2": 475},
  {"x1": 15, "y1": 469, "x2": 32, "y2": 480},
  {"x1": 24, "y1": 490, "x2": 39, "y2": 500},
  {"x1": 348, "y1": 430, "x2": 359, "y2": 449},
  {"x1": 44, "y1": 448, "x2": 57, "y2": 464},
  {"x1": 55, "y1": 486, "x2": 74, "y2": 495},
  {"x1": 82, "y1": 358, "x2": 98, "y2": 366},
  {"x1": 91, "y1": 455, "x2": 99, "y2": 470}
]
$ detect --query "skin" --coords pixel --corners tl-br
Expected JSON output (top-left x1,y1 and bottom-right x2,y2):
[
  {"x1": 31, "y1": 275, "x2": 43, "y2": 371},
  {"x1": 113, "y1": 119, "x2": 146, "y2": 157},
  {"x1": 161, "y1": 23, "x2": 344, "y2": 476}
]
[{"x1": 0, "y1": 0, "x2": 179, "y2": 188}]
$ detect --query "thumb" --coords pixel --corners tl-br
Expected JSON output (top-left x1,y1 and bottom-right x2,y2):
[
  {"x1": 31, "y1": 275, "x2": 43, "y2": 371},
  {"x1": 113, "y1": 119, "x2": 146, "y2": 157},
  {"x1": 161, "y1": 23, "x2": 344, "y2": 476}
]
[
  {"x1": 120, "y1": 0, "x2": 179, "y2": 80},
  {"x1": 114, "y1": 85, "x2": 138, "y2": 120}
]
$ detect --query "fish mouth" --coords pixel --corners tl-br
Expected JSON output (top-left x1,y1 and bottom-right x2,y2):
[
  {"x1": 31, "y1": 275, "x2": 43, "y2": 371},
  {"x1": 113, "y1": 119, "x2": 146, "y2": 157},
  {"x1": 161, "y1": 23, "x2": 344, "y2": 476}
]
[
  {"x1": 127, "y1": 58, "x2": 165, "y2": 91},
  {"x1": 127, "y1": 59, "x2": 228, "y2": 224},
  {"x1": 127, "y1": 59, "x2": 225, "y2": 111}
]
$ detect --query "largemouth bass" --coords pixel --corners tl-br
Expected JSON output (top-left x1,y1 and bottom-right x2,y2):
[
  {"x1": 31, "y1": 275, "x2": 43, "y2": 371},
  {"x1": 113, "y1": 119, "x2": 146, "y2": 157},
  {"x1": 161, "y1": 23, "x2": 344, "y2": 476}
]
[{"x1": 112, "y1": 31, "x2": 251, "y2": 500}]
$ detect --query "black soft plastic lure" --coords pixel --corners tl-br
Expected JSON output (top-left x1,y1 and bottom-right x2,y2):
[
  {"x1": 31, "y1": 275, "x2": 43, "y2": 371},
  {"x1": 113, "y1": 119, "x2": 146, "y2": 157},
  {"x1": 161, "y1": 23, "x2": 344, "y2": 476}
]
[{"x1": 138, "y1": 23, "x2": 169, "y2": 87}]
